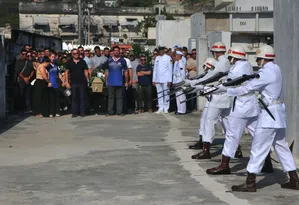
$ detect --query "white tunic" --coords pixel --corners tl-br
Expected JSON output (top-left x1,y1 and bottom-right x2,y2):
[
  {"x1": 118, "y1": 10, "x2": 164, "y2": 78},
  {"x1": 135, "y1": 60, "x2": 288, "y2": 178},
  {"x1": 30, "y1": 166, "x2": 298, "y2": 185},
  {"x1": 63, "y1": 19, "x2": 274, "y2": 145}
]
[
  {"x1": 227, "y1": 60, "x2": 260, "y2": 118},
  {"x1": 172, "y1": 59, "x2": 186, "y2": 84},
  {"x1": 153, "y1": 54, "x2": 173, "y2": 83},
  {"x1": 227, "y1": 62, "x2": 286, "y2": 128},
  {"x1": 198, "y1": 55, "x2": 232, "y2": 109}
]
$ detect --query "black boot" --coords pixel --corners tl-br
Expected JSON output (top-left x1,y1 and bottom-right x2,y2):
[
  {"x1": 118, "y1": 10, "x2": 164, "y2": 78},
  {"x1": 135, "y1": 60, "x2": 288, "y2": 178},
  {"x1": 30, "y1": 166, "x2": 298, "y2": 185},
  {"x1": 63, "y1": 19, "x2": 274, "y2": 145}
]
[
  {"x1": 191, "y1": 142, "x2": 211, "y2": 159},
  {"x1": 231, "y1": 172, "x2": 257, "y2": 192},
  {"x1": 281, "y1": 170, "x2": 299, "y2": 190},
  {"x1": 261, "y1": 152, "x2": 274, "y2": 173},
  {"x1": 189, "y1": 135, "x2": 203, "y2": 150},
  {"x1": 234, "y1": 145, "x2": 243, "y2": 159},
  {"x1": 206, "y1": 155, "x2": 231, "y2": 175}
]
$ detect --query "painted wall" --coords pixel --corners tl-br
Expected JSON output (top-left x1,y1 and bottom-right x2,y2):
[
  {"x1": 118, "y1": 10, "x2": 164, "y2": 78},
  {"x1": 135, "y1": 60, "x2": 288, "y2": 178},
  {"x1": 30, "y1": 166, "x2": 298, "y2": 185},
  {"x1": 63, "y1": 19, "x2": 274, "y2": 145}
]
[
  {"x1": 273, "y1": 0, "x2": 299, "y2": 157},
  {"x1": 156, "y1": 19, "x2": 190, "y2": 48},
  {"x1": 0, "y1": 35, "x2": 6, "y2": 120}
]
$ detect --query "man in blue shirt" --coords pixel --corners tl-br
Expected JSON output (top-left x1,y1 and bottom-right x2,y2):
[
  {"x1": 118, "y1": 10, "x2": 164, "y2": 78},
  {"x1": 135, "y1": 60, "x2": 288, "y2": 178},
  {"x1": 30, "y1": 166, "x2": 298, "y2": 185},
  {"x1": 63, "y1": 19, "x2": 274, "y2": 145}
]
[{"x1": 104, "y1": 46, "x2": 128, "y2": 116}]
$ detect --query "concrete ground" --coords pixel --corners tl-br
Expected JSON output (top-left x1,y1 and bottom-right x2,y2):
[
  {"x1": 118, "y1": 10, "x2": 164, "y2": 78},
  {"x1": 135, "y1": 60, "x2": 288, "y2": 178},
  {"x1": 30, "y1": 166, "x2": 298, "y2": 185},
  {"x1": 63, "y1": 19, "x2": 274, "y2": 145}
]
[{"x1": 0, "y1": 112, "x2": 298, "y2": 205}]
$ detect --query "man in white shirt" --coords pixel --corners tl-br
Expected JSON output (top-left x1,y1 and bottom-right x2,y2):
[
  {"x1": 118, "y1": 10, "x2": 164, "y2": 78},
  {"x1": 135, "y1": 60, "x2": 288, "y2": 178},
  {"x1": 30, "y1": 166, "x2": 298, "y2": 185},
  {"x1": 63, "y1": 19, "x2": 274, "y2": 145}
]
[
  {"x1": 153, "y1": 47, "x2": 173, "y2": 114},
  {"x1": 172, "y1": 51, "x2": 186, "y2": 115}
]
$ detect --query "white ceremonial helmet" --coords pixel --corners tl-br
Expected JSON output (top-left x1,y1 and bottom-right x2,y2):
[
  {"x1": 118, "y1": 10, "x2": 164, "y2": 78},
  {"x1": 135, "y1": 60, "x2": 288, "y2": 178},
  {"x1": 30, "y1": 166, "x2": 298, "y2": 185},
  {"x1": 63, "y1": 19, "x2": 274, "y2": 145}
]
[
  {"x1": 203, "y1": 57, "x2": 218, "y2": 72},
  {"x1": 227, "y1": 45, "x2": 247, "y2": 64},
  {"x1": 256, "y1": 45, "x2": 275, "y2": 67},
  {"x1": 210, "y1": 42, "x2": 227, "y2": 52},
  {"x1": 227, "y1": 46, "x2": 247, "y2": 59},
  {"x1": 256, "y1": 45, "x2": 275, "y2": 60}
]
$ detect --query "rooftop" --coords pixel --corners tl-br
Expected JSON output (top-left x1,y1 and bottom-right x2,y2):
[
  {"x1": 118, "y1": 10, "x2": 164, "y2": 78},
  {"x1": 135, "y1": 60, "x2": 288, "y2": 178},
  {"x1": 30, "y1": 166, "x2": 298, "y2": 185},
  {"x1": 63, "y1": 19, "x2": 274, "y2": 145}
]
[{"x1": 19, "y1": 2, "x2": 214, "y2": 16}]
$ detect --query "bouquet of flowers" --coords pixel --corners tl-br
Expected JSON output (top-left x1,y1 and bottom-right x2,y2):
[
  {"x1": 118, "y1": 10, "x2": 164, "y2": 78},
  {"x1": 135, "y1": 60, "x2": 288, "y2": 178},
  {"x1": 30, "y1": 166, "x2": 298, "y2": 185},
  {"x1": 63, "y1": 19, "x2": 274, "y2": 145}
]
[{"x1": 90, "y1": 64, "x2": 106, "y2": 86}]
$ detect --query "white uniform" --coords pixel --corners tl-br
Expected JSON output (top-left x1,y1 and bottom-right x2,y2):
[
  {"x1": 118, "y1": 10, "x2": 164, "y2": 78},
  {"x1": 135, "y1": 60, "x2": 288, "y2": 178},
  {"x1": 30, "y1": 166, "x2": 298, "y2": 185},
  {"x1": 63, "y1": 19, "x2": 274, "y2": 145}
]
[
  {"x1": 199, "y1": 100, "x2": 210, "y2": 136},
  {"x1": 197, "y1": 55, "x2": 231, "y2": 143},
  {"x1": 173, "y1": 59, "x2": 186, "y2": 114},
  {"x1": 222, "y1": 60, "x2": 261, "y2": 158},
  {"x1": 153, "y1": 54, "x2": 173, "y2": 112},
  {"x1": 227, "y1": 62, "x2": 296, "y2": 173}
]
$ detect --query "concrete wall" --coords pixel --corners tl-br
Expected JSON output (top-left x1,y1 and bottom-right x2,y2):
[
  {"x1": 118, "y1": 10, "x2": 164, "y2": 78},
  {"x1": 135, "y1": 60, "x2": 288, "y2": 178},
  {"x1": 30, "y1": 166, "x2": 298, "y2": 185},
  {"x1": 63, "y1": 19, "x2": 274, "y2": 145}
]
[
  {"x1": 273, "y1": 0, "x2": 299, "y2": 157},
  {"x1": 219, "y1": 0, "x2": 273, "y2": 11},
  {"x1": 156, "y1": 19, "x2": 190, "y2": 48},
  {"x1": 0, "y1": 35, "x2": 6, "y2": 120}
]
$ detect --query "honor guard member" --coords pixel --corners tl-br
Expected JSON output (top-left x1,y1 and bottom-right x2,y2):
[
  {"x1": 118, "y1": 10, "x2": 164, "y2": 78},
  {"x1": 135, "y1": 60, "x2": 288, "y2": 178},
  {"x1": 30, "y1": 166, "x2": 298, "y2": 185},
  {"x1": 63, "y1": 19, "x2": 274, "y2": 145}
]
[
  {"x1": 188, "y1": 57, "x2": 218, "y2": 149},
  {"x1": 206, "y1": 46, "x2": 262, "y2": 175},
  {"x1": 173, "y1": 51, "x2": 187, "y2": 115},
  {"x1": 153, "y1": 46, "x2": 173, "y2": 114},
  {"x1": 216, "y1": 45, "x2": 299, "y2": 192},
  {"x1": 186, "y1": 42, "x2": 232, "y2": 160}
]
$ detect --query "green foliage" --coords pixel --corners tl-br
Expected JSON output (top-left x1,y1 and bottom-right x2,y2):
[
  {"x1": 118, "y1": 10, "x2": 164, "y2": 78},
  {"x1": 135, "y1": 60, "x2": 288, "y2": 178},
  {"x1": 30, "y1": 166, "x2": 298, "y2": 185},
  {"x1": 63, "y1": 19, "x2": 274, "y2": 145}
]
[
  {"x1": 136, "y1": 8, "x2": 175, "y2": 38},
  {"x1": 131, "y1": 43, "x2": 153, "y2": 65}
]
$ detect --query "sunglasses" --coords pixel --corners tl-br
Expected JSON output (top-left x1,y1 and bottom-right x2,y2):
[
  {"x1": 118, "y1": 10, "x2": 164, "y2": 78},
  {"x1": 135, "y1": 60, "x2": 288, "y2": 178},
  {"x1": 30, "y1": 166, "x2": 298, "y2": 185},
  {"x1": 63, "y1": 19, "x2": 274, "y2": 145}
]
[
  {"x1": 140, "y1": 59, "x2": 146, "y2": 61},
  {"x1": 73, "y1": 52, "x2": 79, "y2": 55},
  {"x1": 192, "y1": 53, "x2": 196, "y2": 55},
  {"x1": 153, "y1": 53, "x2": 158, "y2": 55}
]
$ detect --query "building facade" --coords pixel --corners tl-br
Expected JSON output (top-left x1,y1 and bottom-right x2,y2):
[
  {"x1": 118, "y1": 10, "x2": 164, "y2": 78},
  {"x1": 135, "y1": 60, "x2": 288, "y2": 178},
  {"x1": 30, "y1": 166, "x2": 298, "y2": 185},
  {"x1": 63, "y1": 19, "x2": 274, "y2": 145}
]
[{"x1": 19, "y1": 2, "x2": 198, "y2": 45}]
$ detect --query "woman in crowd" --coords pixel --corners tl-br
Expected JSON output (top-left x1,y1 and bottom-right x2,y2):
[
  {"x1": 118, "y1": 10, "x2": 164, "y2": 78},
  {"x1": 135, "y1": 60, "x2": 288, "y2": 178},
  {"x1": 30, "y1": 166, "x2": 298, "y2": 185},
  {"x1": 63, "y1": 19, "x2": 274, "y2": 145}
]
[
  {"x1": 32, "y1": 56, "x2": 51, "y2": 117},
  {"x1": 48, "y1": 52, "x2": 63, "y2": 117}
]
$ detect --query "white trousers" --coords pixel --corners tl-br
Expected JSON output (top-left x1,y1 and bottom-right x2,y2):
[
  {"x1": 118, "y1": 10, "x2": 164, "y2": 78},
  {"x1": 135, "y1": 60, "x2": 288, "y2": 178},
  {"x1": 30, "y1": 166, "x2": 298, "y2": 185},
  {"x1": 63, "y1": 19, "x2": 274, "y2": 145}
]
[
  {"x1": 247, "y1": 128, "x2": 297, "y2": 173},
  {"x1": 156, "y1": 83, "x2": 169, "y2": 111},
  {"x1": 175, "y1": 91, "x2": 186, "y2": 114},
  {"x1": 203, "y1": 107, "x2": 230, "y2": 143},
  {"x1": 222, "y1": 116, "x2": 257, "y2": 158},
  {"x1": 199, "y1": 106, "x2": 209, "y2": 136}
]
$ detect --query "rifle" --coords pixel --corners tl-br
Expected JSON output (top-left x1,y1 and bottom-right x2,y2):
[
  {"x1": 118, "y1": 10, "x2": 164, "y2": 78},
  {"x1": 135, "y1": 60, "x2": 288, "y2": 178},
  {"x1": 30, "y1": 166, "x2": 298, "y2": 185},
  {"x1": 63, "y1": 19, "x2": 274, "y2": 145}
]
[
  {"x1": 167, "y1": 87, "x2": 196, "y2": 102},
  {"x1": 181, "y1": 73, "x2": 259, "y2": 103},
  {"x1": 222, "y1": 73, "x2": 260, "y2": 87},
  {"x1": 199, "y1": 73, "x2": 260, "y2": 96},
  {"x1": 153, "y1": 81, "x2": 185, "y2": 101},
  {"x1": 194, "y1": 72, "x2": 229, "y2": 86},
  {"x1": 180, "y1": 86, "x2": 216, "y2": 104},
  {"x1": 156, "y1": 81, "x2": 185, "y2": 95}
]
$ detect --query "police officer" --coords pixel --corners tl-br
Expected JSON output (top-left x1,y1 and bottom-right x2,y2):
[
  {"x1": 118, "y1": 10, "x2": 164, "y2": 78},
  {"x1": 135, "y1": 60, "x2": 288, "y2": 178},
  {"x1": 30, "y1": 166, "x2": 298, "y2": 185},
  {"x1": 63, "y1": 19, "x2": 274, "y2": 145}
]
[
  {"x1": 153, "y1": 47, "x2": 173, "y2": 114},
  {"x1": 173, "y1": 51, "x2": 187, "y2": 115},
  {"x1": 186, "y1": 42, "x2": 232, "y2": 159},
  {"x1": 188, "y1": 57, "x2": 218, "y2": 149},
  {"x1": 206, "y1": 46, "x2": 261, "y2": 175},
  {"x1": 216, "y1": 45, "x2": 299, "y2": 192}
]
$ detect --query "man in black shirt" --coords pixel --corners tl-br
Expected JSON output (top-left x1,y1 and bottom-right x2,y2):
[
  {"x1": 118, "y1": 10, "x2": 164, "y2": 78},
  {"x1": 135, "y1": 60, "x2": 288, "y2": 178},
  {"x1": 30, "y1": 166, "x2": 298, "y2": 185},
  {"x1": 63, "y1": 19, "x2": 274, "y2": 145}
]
[
  {"x1": 65, "y1": 49, "x2": 89, "y2": 117},
  {"x1": 14, "y1": 49, "x2": 35, "y2": 113},
  {"x1": 136, "y1": 55, "x2": 152, "y2": 113}
]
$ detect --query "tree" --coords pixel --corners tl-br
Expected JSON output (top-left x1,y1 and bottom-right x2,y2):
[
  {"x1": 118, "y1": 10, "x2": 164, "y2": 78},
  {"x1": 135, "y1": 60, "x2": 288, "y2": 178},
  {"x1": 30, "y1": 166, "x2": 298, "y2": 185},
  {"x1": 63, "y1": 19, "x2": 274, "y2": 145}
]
[
  {"x1": 137, "y1": 8, "x2": 175, "y2": 38},
  {"x1": 131, "y1": 43, "x2": 153, "y2": 65}
]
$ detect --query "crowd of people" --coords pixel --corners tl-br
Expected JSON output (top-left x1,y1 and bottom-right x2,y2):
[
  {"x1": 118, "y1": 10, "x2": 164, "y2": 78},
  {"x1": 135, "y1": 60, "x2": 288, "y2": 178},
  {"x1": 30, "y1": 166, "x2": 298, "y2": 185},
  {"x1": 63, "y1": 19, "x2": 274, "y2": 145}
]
[
  {"x1": 12, "y1": 44, "x2": 198, "y2": 118},
  {"x1": 11, "y1": 42, "x2": 299, "y2": 192}
]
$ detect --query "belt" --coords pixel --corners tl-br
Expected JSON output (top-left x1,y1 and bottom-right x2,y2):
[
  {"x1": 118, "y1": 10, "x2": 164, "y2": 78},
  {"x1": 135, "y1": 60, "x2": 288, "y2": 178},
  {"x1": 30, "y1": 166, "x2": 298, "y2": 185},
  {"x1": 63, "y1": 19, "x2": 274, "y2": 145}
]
[{"x1": 260, "y1": 99, "x2": 282, "y2": 108}]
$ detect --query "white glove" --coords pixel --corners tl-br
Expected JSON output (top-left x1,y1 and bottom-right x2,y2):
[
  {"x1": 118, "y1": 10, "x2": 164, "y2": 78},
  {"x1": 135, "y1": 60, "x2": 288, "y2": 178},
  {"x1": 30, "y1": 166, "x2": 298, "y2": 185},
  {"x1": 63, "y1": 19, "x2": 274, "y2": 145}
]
[
  {"x1": 193, "y1": 84, "x2": 204, "y2": 90},
  {"x1": 184, "y1": 79, "x2": 193, "y2": 86},
  {"x1": 213, "y1": 85, "x2": 227, "y2": 94},
  {"x1": 181, "y1": 86, "x2": 188, "y2": 91}
]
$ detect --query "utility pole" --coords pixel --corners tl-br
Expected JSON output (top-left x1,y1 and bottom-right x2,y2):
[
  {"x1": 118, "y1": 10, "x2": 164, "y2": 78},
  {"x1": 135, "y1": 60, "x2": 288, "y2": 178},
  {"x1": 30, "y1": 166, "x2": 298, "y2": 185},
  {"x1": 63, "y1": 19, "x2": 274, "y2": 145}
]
[
  {"x1": 78, "y1": 0, "x2": 82, "y2": 45},
  {"x1": 158, "y1": 0, "x2": 162, "y2": 15},
  {"x1": 87, "y1": 8, "x2": 90, "y2": 45},
  {"x1": 87, "y1": 3, "x2": 93, "y2": 45}
]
